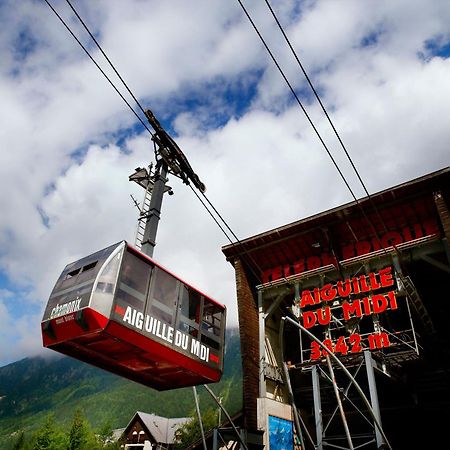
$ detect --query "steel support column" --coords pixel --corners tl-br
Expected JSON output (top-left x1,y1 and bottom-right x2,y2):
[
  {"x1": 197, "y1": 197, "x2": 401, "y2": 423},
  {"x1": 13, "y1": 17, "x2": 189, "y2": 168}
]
[
  {"x1": 364, "y1": 351, "x2": 384, "y2": 449},
  {"x1": 141, "y1": 162, "x2": 168, "y2": 258},
  {"x1": 213, "y1": 428, "x2": 218, "y2": 450},
  {"x1": 312, "y1": 365, "x2": 324, "y2": 450},
  {"x1": 193, "y1": 386, "x2": 207, "y2": 450},
  {"x1": 258, "y1": 290, "x2": 266, "y2": 399}
]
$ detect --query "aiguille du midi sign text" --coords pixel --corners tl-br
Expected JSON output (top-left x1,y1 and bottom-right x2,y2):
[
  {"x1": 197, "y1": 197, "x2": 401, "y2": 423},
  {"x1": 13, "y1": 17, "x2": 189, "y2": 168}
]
[{"x1": 292, "y1": 266, "x2": 398, "y2": 360}]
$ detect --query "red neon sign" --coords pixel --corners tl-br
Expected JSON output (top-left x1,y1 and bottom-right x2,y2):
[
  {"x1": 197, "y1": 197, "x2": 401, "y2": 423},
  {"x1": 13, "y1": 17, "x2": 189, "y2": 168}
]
[{"x1": 262, "y1": 218, "x2": 440, "y2": 284}]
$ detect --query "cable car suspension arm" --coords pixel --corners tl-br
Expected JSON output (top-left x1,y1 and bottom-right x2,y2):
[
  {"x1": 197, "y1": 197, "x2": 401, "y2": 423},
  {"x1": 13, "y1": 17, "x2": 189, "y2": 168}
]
[{"x1": 144, "y1": 109, "x2": 206, "y2": 193}]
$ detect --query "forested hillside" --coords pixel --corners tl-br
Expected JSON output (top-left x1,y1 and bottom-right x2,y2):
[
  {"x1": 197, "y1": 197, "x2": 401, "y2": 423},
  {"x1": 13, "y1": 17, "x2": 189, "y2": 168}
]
[{"x1": 0, "y1": 328, "x2": 242, "y2": 447}]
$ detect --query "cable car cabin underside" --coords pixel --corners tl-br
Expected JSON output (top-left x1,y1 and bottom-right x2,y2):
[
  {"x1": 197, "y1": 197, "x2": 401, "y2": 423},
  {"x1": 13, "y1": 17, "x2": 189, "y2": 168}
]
[{"x1": 41, "y1": 241, "x2": 226, "y2": 390}]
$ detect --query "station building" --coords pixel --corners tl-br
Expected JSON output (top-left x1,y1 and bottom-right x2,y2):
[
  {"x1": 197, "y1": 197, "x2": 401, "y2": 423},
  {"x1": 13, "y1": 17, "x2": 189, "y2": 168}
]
[{"x1": 222, "y1": 167, "x2": 450, "y2": 449}]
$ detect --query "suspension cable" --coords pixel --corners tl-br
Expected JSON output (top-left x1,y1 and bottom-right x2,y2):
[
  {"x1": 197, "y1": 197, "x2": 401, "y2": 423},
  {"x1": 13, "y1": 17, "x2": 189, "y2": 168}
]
[
  {"x1": 235, "y1": 0, "x2": 358, "y2": 202},
  {"x1": 236, "y1": 0, "x2": 404, "y2": 262},
  {"x1": 43, "y1": 0, "x2": 267, "y2": 281},
  {"x1": 203, "y1": 384, "x2": 249, "y2": 450},
  {"x1": 42, "y1": 0, "x2": 154, "y2": 138},
  {"x1": 65, "y1": 0, "x2": 149, "y2": 118},
  {"x1": 263, "y1": 0, "x2": 393, "y2": 236},
  {"x1": 46, "y1": 0, "x2": 402, "y2": 291}
]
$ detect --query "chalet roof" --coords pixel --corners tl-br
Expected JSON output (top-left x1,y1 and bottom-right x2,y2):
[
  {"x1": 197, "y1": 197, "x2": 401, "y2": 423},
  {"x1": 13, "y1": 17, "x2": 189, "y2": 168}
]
[
  {"x1": 111, "y1": 428, "x2": 125, "y2": 442},
  {"x1": 128, "y1": 411, "x2": 189, "y2": 444}
]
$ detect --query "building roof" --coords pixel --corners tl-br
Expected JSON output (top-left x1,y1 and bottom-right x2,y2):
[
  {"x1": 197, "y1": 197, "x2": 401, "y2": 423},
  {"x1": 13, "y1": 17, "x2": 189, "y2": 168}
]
[
  {"x1": 128, "y1": 411, "x2": 190, "y2": 444},
  {"x1": 111, "y1": 428, "x2": 125, "y2": 442},
  {"x1": 222, "y1": 167, "x2": 450, "y2": 278}
]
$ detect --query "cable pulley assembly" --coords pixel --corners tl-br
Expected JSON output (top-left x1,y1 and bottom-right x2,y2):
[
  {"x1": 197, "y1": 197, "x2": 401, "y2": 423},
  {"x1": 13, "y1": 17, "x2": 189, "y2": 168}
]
[{"x1": 145, "y1": 109, "x2": 206, "y2": 193}]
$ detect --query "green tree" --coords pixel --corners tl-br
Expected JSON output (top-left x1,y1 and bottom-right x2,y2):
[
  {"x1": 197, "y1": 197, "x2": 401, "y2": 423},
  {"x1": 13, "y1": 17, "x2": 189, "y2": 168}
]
[
  {"x1": 96, "y1": 420, "x2": 113, "y2": 446},
  {"x1": 31, "y1": 415, "x2": 66, "y2": 450},
  {"x1": 174, "y1": 408, "x2": 218, "y2": 449},
  {"x1": 67, "y1": 409, "x2": 114, "y2": 450},
  {"x1": 68, "y1": 409, "x2": 89, "y2": 450},
  {"x1": 12, "y1": 431, "x2": 25, "y2": 450},
  {"x1": 95, "y1": 421, "x2": 122, "y2": 449}
]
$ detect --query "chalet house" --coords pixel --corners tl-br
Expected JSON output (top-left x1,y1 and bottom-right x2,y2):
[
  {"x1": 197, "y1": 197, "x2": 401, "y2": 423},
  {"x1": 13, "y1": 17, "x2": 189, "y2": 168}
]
[{"x1": 122, "y1": 411, "x2": 189, "y2": 449}]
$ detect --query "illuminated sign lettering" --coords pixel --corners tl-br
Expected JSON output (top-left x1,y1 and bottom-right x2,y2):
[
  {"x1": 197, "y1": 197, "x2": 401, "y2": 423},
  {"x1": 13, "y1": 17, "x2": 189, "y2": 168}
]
[
  {"x1": 262, "y1": 218, "x2": 440, "y2": 284},
  {"x1": 292, "y1": 267, "x2": 400, "y2": 359}
]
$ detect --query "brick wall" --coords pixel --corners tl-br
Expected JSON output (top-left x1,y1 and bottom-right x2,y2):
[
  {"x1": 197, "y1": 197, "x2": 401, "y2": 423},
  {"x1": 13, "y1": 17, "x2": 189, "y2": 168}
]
[
  {"x1": 234, "y1": 258, "x2": 260, "y2": 433},
  {"x1": 434, "y1": 191, "x2": 450, "y2": 242}
]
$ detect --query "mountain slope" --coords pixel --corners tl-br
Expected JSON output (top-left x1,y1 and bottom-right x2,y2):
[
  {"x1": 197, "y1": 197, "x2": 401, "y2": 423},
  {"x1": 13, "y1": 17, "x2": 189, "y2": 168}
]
[{"x1": 0, "y1": 328, "x2": 242, "y2": 444}]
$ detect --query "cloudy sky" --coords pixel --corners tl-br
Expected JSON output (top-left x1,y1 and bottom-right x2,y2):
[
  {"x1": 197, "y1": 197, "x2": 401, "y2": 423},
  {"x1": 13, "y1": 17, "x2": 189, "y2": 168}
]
[{"x1": 0, "y1": 0, "x2": 449, "y2": 367}]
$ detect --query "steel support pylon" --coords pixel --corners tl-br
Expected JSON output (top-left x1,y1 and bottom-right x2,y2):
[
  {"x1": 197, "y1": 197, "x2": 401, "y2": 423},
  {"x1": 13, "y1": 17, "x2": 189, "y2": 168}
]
[
  {"x1": 140, "y1": 162, "x2": 168, "y2": 258},
  {"x1": 309, "y1": 353, "x2": 386, "y2": 450},
  {"x1": 364, "y1": 351, "x2": 385, "y2": 449},
  {"x1": 280, "y1": 317, "x2": 393, "y2": 450}
]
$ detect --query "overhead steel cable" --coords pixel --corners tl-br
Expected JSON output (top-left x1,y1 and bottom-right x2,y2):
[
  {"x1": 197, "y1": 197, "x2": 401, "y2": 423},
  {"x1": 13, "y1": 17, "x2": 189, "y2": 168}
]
[
  {"x1": 263, "y1": 0, "x2": 393, "y2": 236},
  {"x1": 65, "y1": 0, "x2": 148, "y2": 119},
  {"x1": 199, "y1": 188, "x2": 284, "y2": 284},
  {"x1": 235, "y1": 0, "x2": 359, "y2": 204},
  {"x1": 42, "y1": 0, "x2": 154, "y2": 139},
  {"x1": 43, "y1": 5, "x2": 259, "y2": 434},
  {"x1": 201, "y1": 192, "x2": 240, "y2": 243},
  {"x1": 261, "y1": 0, "x2": 414, "y2": 272},
  {"x1": 63, "y1": 0, "x2": 207, "y2": 193},
  {"x1": 263, "y1": 0, "x2": 367, "y2": 192},
  {"x1": 43, "y1": 0, "x2": 267, "y2": 283},
  {"x1": 236, "y1": 0, "x2": 401, "y2": 260},
  {"x1": 189, "y1": 185, "x2": 234, "y2": 245}
]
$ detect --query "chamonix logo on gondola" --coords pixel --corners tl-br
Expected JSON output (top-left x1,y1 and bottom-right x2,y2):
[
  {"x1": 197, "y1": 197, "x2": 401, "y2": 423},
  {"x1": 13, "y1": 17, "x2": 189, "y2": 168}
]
[
  {"x1": 120, "y1": 306, "x2": 212, "y2": 363},
  {"x1": 50, "y1": 297, "x2": 82, "y2": 319}
]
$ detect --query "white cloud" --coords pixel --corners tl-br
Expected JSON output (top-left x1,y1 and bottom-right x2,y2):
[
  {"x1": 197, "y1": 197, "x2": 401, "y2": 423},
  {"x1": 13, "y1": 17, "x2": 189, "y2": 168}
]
[
  {"x1": 0, "y1": 298, "x2": 44, "y2": 363},
  {"x1": 1, "y1": 0, "x2": 450, "y2": 366}
]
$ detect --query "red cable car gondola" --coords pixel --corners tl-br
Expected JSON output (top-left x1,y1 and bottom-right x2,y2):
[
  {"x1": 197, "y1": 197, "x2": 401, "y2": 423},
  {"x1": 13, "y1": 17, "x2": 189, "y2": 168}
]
[{"x1": 41, "y1": 241, "x2": 226, "y2": 390}]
